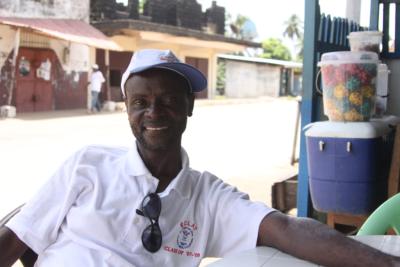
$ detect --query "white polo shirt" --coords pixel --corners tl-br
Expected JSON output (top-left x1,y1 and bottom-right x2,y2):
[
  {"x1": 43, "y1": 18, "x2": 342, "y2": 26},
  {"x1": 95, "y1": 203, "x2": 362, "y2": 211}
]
[
  {"x1": 6, "y1": 143, "x2": 274, "y2": 267},
  {"x1": 90, "y1": 71, "x2": 105, "y2": 93}
]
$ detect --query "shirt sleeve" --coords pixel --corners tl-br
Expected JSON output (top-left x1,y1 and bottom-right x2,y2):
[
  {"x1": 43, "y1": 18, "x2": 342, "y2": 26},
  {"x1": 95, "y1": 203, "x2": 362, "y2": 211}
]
[
  {"x1": 5, "y1": 147, "x2": 91, "y2": 254},
  {"x1": 204, "y1": 174, "x2": 275, "y2": 257}
]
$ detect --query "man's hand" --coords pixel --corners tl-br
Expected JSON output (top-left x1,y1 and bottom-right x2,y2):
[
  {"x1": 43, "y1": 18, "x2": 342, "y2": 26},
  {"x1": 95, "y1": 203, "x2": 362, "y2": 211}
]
[
  {"x1": 0, "y1": 226, "x2": 28, "y2": 267},
  {"x1": 258, "y1": 211, "x2": 400, "y2": 267}
]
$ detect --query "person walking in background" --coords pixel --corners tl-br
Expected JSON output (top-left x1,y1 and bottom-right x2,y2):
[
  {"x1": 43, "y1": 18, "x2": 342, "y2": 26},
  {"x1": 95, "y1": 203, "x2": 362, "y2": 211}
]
[{"x1": 89, "y1": 64, "x2": 105, "y2": 113}]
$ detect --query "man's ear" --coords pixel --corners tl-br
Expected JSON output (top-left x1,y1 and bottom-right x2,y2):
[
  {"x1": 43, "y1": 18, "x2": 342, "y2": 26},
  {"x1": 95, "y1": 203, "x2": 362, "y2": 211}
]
[{"x1": 188, "y1": 93, "x2": 195, "y2": 117}]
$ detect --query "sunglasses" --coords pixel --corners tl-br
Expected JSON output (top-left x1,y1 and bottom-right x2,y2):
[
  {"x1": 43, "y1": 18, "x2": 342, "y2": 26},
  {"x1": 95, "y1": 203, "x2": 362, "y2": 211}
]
[{"x1": 136, "y1": 193, "x2": 162, "y2": 253}]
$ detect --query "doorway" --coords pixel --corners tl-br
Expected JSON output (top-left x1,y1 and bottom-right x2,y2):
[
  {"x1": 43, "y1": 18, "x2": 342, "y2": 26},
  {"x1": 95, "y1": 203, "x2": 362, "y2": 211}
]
[
  {"x1": 15, "y1": 48, "x2": 55, "y2": 112},
  {"x1": 185, "y1": 57, "x2": 208, "y2": 99}
]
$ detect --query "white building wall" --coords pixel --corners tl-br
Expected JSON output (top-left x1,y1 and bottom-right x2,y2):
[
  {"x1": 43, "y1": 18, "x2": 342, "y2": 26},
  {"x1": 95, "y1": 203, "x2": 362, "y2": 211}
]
[
  {"x1": 225, "y1": 61, "x2": 281, "y2": 98},
  {"x1": 0, "y1": 0, "x2": 90, "y2": 21},
  {"x1": 49, "y1": 40, "x2": 90, "y2": 73}
]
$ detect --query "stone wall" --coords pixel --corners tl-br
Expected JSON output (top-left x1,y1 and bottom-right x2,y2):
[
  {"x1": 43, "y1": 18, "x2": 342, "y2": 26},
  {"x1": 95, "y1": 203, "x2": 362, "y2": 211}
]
[
  {"x1": 0, "y1": 0, "x2": 90, "y2": 22},
  {"x1": 204, "y1": 1, "x2": 225, "y2": 35},
  {"x1": 128, "y1": 0, "x2": 139, "y2": 19},
  {"x1": 92, "y1": 0, "x2": 225, "y2": 35},
  {"x1": 176, "y1": 0, "x2": 202, "y2": 30},
  {"x1": 143, "y1": 0, "x2": 177, "y2": 25}
]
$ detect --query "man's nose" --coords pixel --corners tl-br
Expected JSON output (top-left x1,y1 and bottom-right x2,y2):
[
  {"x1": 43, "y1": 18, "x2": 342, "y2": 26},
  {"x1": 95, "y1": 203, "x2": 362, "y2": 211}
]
[{"x1": 146, "y1": 101, "x2": 164, "y2": 117}]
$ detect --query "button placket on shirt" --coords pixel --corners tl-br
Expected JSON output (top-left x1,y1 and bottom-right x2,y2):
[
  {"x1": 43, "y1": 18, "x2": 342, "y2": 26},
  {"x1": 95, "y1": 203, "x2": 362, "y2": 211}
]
[{"x1": 121, "y1": 174, "x2": 158, "y2": 250}]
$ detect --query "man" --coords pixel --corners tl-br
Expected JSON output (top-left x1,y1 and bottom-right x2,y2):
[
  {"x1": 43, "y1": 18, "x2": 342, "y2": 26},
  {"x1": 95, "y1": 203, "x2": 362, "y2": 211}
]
[
  {"x1": 0, "y1": 49, "x2": 399, "y2": 267},
  {"x1": 89, "y1": 64, "x2": 105, "y2": 113}
]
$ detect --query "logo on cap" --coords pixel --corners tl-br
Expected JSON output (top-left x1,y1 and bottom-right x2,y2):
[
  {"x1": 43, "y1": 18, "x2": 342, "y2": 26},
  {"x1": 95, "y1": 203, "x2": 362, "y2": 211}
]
[{"x1": 159, "y1": 54, "x2": 179, "y2": 63}]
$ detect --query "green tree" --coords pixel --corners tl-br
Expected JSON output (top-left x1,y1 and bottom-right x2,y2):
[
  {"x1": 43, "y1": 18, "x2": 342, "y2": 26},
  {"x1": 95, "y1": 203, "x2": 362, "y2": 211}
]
[
  {"x1": 283, "y1": 14, "x2": 303, "y2": 61},
  {"x1": 216, "y1": 60, "x2": 226, "y2": 95},
  {"x1": 261, "y1": 38, "x2": 292, "y2": 61},
  {"x1": 283, "y1": 14, "x2": 302, "y2": 40},
  {"x1": 226, "y1": 14, "x2": 251, "y2": 40},
  {"x1": 296, "y1": 34, "x2": 304, "y2": 61},
  {"x1": 139, "y1": 0, "x2": 146, "y2": 13}
]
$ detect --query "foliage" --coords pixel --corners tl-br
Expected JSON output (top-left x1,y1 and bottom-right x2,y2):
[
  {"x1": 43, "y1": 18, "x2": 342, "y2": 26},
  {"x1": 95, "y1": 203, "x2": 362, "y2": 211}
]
[
  {"x1": 296, "y1": 34, "x2": 304, "y2": 61},
  {"x1": 260, "y1": 38, "x2": 292, "y2": 61},
  {"x1": 139, "y1": 0, "x2": 146, "y2": 13},
  {"x1": 283, "y1": 14, "x2": 304, "y2": 61},
  {"x1": 216, "y1": 60, "x2": 226, "y2": 95},
  {"x1": 226, "y1": 13, "x2": 256, "y2": 40},
  {"x1": 283, "y1": 14, "x2": 303, "y2": 40}
]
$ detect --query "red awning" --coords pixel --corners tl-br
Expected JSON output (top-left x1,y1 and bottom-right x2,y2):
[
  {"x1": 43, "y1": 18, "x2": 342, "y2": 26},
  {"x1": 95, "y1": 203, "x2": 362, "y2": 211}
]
[{"x1": 0, "y1": 17, "x2": 121, "y2": 51}]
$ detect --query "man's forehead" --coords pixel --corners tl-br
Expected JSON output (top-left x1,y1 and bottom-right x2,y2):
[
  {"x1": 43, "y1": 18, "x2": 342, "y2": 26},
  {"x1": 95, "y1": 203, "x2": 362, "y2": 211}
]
[
  {"x1": 125, "y1": 69, "x2": 191, "y2": 92},
  {"x1": 127, "y1": 68, "x2": 176, "y2": 80}
]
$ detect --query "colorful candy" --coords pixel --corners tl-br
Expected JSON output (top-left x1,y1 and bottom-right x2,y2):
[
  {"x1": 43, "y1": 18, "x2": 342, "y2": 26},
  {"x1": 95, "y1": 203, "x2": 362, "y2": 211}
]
[
  {"x1": 349, "y1": 92, "x2": 362, "y2": 105},
  {"x1": 321, "y1": 62, "x2": 377, "y2": 121}
]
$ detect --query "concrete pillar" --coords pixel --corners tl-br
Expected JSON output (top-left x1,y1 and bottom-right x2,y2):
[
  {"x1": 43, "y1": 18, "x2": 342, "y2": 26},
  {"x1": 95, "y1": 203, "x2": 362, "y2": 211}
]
[
  {"x1": 105, "y1": 49, "x2": 110, "y2": 101},
  {"x1": 209, "y1": 54, "x2": 217, "y2": 99}
]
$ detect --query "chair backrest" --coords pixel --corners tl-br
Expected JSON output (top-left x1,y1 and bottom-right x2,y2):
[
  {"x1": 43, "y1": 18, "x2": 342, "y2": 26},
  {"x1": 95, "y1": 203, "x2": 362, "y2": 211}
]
[
  {"x1": 0, "y1": 205, "x2": 37, "y2": 267},
  {"x1": 357, "y1": 193, "x2": 400, "y2": 235}
]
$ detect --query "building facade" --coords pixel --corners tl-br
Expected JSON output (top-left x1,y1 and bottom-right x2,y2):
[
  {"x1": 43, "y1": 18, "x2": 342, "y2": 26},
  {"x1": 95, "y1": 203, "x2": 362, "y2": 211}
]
[
  {"x1": 0, "y1": 0, "x2": 257, "y2": 113},
  {"x1": 0, "y1": 0, "x2": 118, "y2": 113},
  {"x1": 91, "y1": 0, "x2": 257, "y2": 101},
  {"x1": 219, "y1": 54, "x2": 302, "y2": 98}
]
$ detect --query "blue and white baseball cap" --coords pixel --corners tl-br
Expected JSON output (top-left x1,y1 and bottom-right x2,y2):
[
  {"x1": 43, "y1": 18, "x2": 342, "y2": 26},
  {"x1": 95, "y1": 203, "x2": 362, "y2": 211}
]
[{"x1": 120, "y1": 49, "x2": 207, "y2": 97}]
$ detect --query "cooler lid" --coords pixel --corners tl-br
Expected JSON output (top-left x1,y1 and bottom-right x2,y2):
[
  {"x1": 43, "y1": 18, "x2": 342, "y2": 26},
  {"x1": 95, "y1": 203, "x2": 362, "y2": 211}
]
[{"x1": 305, "y1": 121, "x2": 391, "y2": 138}]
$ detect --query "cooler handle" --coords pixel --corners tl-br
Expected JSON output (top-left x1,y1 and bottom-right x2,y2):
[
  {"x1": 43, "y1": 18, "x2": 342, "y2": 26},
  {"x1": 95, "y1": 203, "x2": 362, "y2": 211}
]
[
  {"x1": 347, "y1": 141, "x2": 352, "y2": 152},
  {"x1": 319, "y1": 140, "x2": 325, "y2": 151}
]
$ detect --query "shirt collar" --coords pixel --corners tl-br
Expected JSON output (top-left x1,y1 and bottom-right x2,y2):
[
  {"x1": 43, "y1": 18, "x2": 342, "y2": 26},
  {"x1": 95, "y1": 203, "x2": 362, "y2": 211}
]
[
  {"x1": 124, "y1": 142, "x2": 192, "y2": 199},
  {"x1": 124, "y1": 141, "x2": 151, "y2": 177}
]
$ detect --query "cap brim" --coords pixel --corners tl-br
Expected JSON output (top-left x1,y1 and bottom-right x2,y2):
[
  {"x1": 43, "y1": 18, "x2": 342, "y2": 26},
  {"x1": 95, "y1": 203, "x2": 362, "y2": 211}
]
[{"x1": 131, "y1": 62, "x2": 207, "y2": 93}]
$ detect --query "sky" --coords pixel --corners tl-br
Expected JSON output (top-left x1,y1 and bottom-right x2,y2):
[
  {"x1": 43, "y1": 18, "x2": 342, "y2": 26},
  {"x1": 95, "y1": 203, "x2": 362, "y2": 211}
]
[
  {"x1": 196, "y1": 0, "x2": 305, "y2": 42},
  {"x1": 196, "y1": 0, "x2": 372, "y2": 41}
]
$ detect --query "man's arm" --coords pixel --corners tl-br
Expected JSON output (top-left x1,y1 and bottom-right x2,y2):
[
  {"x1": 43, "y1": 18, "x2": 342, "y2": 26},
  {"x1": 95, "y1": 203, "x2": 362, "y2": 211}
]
[
  {"x1": 258, "y1": 211, "x2": 400, "y2": 267},
  {"x1": 0, "y1": 226, "x2": 28, "y2": 267}
]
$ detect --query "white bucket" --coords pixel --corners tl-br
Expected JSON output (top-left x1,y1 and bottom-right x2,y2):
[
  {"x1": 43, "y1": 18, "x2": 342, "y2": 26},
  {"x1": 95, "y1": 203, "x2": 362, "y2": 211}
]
[
  {"x1": 0, "y1": 105, "x2": 16, "y2": 118},
  {"x1": 347, "y1": 31, "x2": 382, "y2": 54}
]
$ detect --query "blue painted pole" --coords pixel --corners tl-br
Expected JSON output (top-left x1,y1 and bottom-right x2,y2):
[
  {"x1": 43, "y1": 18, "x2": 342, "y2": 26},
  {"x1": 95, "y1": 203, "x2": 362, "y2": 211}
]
[
  {"x1": 297, "y1": 0, "x2": 319, "y2": 217},
  {"x1": 369, "y1": 0, "x2": 379, "y2": 31}
]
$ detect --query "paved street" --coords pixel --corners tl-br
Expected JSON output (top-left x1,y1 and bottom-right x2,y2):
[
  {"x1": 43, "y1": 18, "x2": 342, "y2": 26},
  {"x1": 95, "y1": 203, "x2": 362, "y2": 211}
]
[{"x1": 0, "y1": 97, "x2": 299, "y2": 219}]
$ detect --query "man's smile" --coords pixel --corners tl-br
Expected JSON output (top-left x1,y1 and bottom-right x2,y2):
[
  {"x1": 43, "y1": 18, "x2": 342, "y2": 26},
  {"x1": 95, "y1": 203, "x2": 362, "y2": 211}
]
[{"x1": 145, "y1": 126, "x2": 168, "y2": 131}]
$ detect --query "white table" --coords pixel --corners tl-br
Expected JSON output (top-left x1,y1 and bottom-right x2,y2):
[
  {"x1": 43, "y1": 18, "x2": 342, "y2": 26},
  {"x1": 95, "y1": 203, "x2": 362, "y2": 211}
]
[{"x1": 206, "y1": 236, "x2": 400, "y2": 267}]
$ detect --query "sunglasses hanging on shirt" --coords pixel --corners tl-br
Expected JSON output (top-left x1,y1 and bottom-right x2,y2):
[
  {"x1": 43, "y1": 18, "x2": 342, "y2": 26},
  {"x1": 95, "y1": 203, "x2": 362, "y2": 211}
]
[{"x1": 136, "y1": 192, "x2": 162, "y2": 253}]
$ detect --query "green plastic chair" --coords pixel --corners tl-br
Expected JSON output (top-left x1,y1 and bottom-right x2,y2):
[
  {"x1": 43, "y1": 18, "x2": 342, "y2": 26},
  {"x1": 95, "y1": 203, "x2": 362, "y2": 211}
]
[{"x1": 357, "y1": 193, "x2": 400, "y2": 235}]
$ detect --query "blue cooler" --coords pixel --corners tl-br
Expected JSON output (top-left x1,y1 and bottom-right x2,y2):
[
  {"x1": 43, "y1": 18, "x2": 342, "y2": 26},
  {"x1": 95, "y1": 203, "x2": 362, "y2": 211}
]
[{"x1": 305, "y1": 121, "x2": 392, "y2": 215}]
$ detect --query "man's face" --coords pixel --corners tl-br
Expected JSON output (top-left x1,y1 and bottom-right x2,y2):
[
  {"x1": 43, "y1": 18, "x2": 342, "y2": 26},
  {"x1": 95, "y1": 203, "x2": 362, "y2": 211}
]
[{"x1": 124, "y1": 69, "x2": 194, "y2": 152}]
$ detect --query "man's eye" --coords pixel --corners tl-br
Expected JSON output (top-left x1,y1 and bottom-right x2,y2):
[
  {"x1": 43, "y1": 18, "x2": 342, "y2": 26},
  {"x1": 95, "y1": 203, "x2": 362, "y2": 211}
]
[
  {"x1": 163, "y1": 96, "x2": 177, "y2": 105},
  {"x1": 132, "y1": 99, "x2": 146, "y2": 107}
]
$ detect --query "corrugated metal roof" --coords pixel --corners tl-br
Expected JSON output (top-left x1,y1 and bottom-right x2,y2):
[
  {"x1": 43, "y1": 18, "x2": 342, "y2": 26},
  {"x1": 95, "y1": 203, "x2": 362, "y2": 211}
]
[
  {"x1": 218, "y1": 54, "x2": 303, "y2": 69},
  {"x1": 0, "y1": 17, "x2": 121, "y2": 51}
]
